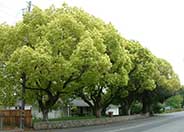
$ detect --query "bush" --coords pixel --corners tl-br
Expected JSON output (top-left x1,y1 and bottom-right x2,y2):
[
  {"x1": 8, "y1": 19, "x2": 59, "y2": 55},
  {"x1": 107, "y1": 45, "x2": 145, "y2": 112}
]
[
  {"x1": 165, "y1": 95, "x2": 183, "y2": 109},
  {"x1": 153, "y1": 103, "x2": 164, "y2": 113},
  {"x1": 131, "y1": 101, "x2": 142, "y2": 114}
]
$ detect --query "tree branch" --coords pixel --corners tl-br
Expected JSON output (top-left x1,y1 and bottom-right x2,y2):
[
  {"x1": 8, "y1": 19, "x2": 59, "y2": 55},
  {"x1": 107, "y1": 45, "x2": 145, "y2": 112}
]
[
  {"x1": 46, "y1": 81, "x2": 52, "y2": 90},
  {"x1": 25, "y1": 87, "x2": 47, "y2": 92},
  {"x1": 36, "y1": 80, "x2": 42, "y2": 89},
  {"x1": 80, "y1": 93, "x2": 93, "y2": 108},
  {"x1": 63, "y1": 70, "x2": 85, "y2": 89}
]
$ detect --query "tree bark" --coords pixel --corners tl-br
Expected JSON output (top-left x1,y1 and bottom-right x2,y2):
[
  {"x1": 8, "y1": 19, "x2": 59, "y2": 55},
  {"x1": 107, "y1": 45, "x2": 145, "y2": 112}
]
[
  {"x1": 142, "y1": 99, "x2": 151, "y2": 116},
  {"x1": 42, "y1": 109, "x2": 49, "y2": 121},
  {"x1": 101, "y1": 108, "x2": 106, "y2": 116},
  {"x1": 94, "y1": 107, "x2": 102, "y2": 118},
  {"x1": 121, "y1": 104, "x2": 130, "y2": 115},
  {"x1": 37, "y1": 91, "x2": 60, "y2": 121},
  {"x1": 101, "y1": 99, "x2": 113, "y2": 116},
  {"x1": 127, "y1": 107, "x2": 131, "y2": 116},
  {"x1": 90, "y1": 102, "x2": 102, "y2": 118},
  {"x1": 121, "y1": 98, "x2": 134, "y2": 116}
]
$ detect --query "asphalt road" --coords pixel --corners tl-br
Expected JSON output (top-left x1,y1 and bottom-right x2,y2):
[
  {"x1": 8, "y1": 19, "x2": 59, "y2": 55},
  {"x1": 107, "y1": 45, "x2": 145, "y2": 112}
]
[{"x1": 38, "y1": 111, "x2": 184, "y2": 132}]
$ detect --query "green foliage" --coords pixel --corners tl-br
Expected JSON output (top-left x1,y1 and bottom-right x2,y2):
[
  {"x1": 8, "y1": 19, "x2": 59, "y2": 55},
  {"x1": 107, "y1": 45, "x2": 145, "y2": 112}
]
[
  {"x1": 0, "y1": 3, "x2": 181, "y2": 119},
  {"x1": 131, "y1": 101, "x2": 142, "y2": 114},
  {"x1": 165, "y1": 95, "x2": 183, "y2": 109},
  {"x1": 126, "y1": 40, "x2": 158, "y2": 92},
  {"x1": 0, "y1": 3, "x2": 131, "y2": 119},
  {"x1": 156, "y1": 58, "x2": 180, "y2": 92},
  {"x1": 152, "y1": 103, "x2": 165, "y2": 113},
  {"x1": 147, "y1": 58, "x2": 181, "y2": 111}
]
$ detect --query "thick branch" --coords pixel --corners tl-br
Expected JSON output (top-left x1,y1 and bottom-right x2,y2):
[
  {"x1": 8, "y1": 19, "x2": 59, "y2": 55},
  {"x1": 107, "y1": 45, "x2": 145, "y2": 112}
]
[
  {"x1": 63, "y1": 75, "x2": 73, "y2": 89},
  {"x1": 90, "y1": 94, "x2": 96, "y2": 105},
  {"x1": 128, "y1": 65, "x2": 137, "y2": 76},
  {"x1": 97, "y1": 86, "x2": 103, "y2": 98},
  {"x1": 36, "y1": 80, "x2": 43, "y2": 89},
  {"x1": 25, "y1": 87, "x2": 47, "y2": 92},
  {"x1": 63, "y1": 70, "x2": 85, "y2": 89},
  {"x1": 46, "y1": 81, "x2": 52, "y2": 90},
  {"x1": 80, "y1": 93, "x2": 93, "y2": 108}
]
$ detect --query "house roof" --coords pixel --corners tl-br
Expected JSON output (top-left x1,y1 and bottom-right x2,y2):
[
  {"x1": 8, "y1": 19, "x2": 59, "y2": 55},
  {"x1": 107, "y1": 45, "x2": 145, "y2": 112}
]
[
  {"x1": 71, "y1": 99, "x2": 89, "y2": 107},
  {"x1": 106, "y1": 104, "x2": 121, "y2": 110}
]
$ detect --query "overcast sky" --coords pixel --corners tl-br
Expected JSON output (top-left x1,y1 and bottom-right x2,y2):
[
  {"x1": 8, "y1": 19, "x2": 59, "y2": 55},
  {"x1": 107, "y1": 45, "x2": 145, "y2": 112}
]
[{"x1": 0, "y1": 0, "x2": 184, "y2": 84}]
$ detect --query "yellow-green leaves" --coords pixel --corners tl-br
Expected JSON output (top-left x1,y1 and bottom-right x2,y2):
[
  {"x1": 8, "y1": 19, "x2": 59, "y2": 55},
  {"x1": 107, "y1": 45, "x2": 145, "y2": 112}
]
[
  {"x1": 156, "y1": 58, "x2": 180, "y2": 91},
  {"x1": 71, "y1": 34, "x2": 111, "y2": 74},
  {"x1": 0, "y1": 3, "x2": 181, "y2": 118}
]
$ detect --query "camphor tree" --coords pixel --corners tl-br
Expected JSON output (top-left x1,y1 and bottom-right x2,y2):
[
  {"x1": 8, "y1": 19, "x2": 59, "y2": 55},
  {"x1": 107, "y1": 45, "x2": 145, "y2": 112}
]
[
  {"x1": 3, "y1": 5, "x2": 87, "y2": 120},
  {"x1": 111, "y1": 41, "x2": 181, "y2": 116},
  {"x1": 0, "y1": 3, "x2": 181, "y2": 120},
  {"x1": 114, "y1": 40, "x2": 158, "y2": 115},
  {"x1": 177, "y1": 85, "x2": 184, "y2": 107},
  {"x1": 0, "y1": 4, "x2": 131, "y2": 120},
  {"x1": 74, "y1": 24, "x2": 132, "y2": 118},
  {"x1": 145, "y1": 58, "x2": 181, "y2": 114},
  {"x1": 138, "y1": 55, "x2": 180, "y2": 115},
  {"x1": 0, "y1": 24, "x2": 21, "y2": 107}
]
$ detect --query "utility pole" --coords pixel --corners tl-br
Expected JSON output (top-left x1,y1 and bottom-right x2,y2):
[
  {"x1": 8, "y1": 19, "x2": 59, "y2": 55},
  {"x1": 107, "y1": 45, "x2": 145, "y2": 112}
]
[
  {"x1": 22, "y1": 1, "x2": 32, "y2": 15},
  {"x1": 21, "y1": 0, "x2": 32, "y2": 110},
  {"x1": 20, "y1": 1, "x2": 32, "y2": 129},
  {"x1": 27, "y1": 1, "x2": 32, "y2": 12}
]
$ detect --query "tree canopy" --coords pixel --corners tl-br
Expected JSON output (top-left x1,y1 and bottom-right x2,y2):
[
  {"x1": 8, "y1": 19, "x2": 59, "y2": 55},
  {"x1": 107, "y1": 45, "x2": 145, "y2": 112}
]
[{"x1": 0, "y1": 3, "x2": 181, "y2": 120}]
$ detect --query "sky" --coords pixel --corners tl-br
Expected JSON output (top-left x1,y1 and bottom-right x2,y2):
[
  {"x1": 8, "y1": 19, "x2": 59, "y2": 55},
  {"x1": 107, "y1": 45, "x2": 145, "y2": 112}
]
[{"x1": 0, "y1": 0, "x2": 184, "y2": 84}]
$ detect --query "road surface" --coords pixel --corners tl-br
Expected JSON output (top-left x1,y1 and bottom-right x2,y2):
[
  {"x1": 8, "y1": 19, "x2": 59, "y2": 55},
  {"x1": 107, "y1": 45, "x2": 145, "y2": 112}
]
[{"x1": 38, "y1": 111, "x2": 184, "y2": 132}]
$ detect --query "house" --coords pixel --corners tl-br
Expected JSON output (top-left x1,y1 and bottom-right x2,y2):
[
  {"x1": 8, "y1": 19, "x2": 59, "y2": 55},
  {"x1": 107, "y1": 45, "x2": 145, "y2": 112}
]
[
  {"x1": 4, "y1": 98, "x2": 120, "y2": 119},
  {"x1": 71, "y1": 99, "x2": 120, "y2": 116},
  {"x1": 105, "y1": 104, "x2": 120, "y2": 116},
  {"x1": 70, "y1": 99, "x2": 92, "y2": 116}
]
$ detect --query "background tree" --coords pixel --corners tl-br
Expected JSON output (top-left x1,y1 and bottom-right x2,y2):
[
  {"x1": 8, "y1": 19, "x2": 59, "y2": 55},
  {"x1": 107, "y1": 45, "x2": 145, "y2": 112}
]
[
  {"x1": 165, "y1": 95, "x2": 183, "y2": 109},
  {"x1": 141, "y1": 58, "x2": 181, "y2": 114},
  {"x1": 0, "y1": 24, "x2": 20, "y2": 107},
  {"x1": 114, "y1": 40, "x2": 157, "y2": 115},
  {"x1": 177, "y1": 85, "x2": 184, "y2": 107},
  {"x1": 72, "y1": 21, "x2": 132, "y2": 118}
]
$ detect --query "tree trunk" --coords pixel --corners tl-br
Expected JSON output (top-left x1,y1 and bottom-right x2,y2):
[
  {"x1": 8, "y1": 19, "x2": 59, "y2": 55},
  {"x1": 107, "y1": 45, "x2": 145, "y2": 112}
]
[
  {"x1": 91, "y1": 105, "x2": 102, "y2": 118},
  {"x1": 125, "y1": 104, "x2": 132, "y2": 115},
  {"x1": 127, "y1": 108, "x2": 131, "y2": 115},
  {"x1": 37, "y1": 91, "x2": 59, "y2": 121},
  {"x1": 142, "y1": 99, "x2": 151, "y2": 116},
  {"x1": 38, "y1": 100, "x2": 49, "y2": 121},
  {"x1": 42, "y1": 109, "x2": 49, "y2": 121},
  {"x1": 101, "y1": 102, "x2": 113, "y2": 116},
  {"x1": 101, "y1": 108, "x2": 106, "y2": 116},
  {"x1": 95, "y1": 108, "x2": 102, "y2": 118},
  {"x1": 121, "y1": 100, "x2": 133, "y2": 116}
]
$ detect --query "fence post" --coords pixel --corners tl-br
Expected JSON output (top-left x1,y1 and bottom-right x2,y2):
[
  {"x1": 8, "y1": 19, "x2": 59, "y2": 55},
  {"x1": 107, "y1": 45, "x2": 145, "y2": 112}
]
[
  {"x1": 0, "y1": 113, "x2": 4, "y2": 130},
  {"x1": 20, "y1": 110, "x2": 24, "y2": 129}
]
